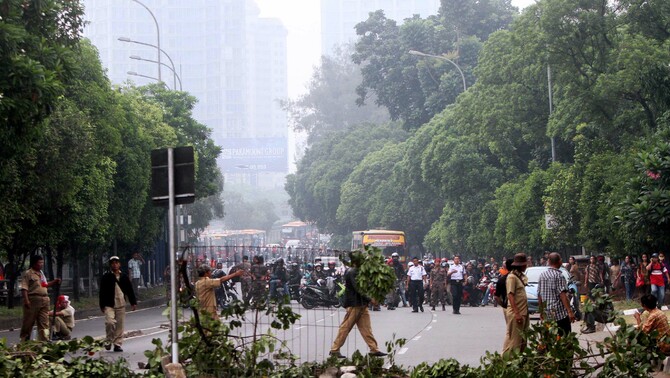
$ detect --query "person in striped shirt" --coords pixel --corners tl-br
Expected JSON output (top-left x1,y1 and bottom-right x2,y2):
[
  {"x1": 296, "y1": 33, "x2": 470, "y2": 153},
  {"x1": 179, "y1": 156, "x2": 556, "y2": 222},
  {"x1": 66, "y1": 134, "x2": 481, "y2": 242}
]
[{"x1": 537, "y1": 253, "x2": 576, "y2": 336}]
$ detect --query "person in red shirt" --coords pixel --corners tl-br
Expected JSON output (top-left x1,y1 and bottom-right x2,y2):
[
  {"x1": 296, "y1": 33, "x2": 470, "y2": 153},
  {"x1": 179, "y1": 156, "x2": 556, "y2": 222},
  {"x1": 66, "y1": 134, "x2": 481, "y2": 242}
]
[{"x1": 648, "y1": 253, "x2": 670, "y2": 308}]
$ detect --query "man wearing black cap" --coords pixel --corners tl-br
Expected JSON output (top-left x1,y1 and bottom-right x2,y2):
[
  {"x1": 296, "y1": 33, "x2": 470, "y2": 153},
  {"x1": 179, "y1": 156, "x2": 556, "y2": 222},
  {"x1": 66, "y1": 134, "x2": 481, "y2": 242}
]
[{"x1": 99, "y1": 256, "x2": 137, "y2": 352}]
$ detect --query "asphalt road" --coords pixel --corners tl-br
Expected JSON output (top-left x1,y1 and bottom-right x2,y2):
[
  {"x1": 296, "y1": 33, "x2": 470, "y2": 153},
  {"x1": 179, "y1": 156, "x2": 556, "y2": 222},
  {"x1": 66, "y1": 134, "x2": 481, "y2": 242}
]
[{"x1": 0, "y1": 302, "x2": 513, "y2": 371}]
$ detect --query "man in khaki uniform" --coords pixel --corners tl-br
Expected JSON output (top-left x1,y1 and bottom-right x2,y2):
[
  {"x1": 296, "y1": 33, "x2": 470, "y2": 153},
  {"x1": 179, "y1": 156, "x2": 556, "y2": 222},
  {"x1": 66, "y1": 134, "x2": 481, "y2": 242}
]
[
  {"x1": 503, "y1": 253, "x2": 530, "y2": 354},
  {"x1": 195, "y1": 264, "x2": 243, "y2": 319},
  {"x1": 49, "y1": 295, "x2": 75, "y2": 340},
  {"x1": 20, "y1": 255, "x2": 61, "y2": 341}
]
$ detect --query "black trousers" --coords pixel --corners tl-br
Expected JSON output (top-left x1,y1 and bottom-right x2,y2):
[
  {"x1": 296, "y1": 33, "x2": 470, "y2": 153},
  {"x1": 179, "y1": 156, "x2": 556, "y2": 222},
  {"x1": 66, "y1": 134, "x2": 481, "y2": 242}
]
[
  {"x1": 408, "y1": 280, "x2": 424, "y2": 310},
  {"x1": 451, "y1": 281, "x2": 463, "y2": 312},
  {"x1": 556, "y1": 316, "x2": 571, "y2": 336}
]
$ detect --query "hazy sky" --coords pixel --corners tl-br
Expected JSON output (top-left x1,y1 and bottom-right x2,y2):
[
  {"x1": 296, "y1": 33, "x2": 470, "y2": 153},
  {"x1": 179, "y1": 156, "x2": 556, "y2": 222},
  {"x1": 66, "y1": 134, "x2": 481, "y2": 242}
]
[{"x1": 256, "y1": 0, "x2": 535, "y2": 99}]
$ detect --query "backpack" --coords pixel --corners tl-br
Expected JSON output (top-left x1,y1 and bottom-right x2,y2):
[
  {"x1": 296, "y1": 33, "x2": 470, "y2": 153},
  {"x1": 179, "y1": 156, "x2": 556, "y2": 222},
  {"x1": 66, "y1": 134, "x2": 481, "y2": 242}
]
[{"x1": 495, "y1": 274, "x2": 508, "y2": 308}]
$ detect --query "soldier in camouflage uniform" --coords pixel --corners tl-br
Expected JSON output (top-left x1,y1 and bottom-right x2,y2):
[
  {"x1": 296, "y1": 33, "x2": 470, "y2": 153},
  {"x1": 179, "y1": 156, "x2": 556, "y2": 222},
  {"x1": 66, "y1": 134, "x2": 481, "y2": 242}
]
[
  {"x1": 233, "y1": 256, "x2": 252, "y2": 304},
  {"x1": 249, "y1": 256, "x2": 269, "y2": 307},
  {"x1": 430, "y1": 259, "x2": 449, "y2": 311}
]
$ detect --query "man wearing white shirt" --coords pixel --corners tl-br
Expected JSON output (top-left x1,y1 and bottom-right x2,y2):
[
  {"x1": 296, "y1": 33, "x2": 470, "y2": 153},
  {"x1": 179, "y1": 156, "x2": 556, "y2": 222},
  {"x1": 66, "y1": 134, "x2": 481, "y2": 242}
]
[
  {"x1": 448, "y1": 256, "x2": 467, "y2": 314},
  {"x1": 406, "y1": 257, "x2": 427, "y2": 312}
]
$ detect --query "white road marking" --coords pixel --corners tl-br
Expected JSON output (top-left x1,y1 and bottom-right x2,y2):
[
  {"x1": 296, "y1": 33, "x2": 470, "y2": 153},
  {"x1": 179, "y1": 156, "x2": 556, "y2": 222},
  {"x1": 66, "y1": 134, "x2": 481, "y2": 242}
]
[
  {"x1": 432, "y1": 319, "x2": 437, "y2": 323},
  {"x1": 412, "y1": 335, "x2": 421, "y2": 341},
  {"x1": 425, "y1": 326, "x2": 432, "y2": 331},
  {"x1": 316, "y1": 319, "x2": 325, "y2": 323},
  {"x1": 398, "y1": 347, "x2": 408, "y2": 355},
  {"x1": 295, "y1": 326, "x2": 305, "y2": 330}
]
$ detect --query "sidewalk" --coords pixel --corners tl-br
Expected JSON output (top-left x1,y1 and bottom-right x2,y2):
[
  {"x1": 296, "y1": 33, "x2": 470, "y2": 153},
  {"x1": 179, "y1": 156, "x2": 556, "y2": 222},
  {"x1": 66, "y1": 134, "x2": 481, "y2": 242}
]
[{"x1": 0, "y1": 296, "x2": 167, "y2": 332}]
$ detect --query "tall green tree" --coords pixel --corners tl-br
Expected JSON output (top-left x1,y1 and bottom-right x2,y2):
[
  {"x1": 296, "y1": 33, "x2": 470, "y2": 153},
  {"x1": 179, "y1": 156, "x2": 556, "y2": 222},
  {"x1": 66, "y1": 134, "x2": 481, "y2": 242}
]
[
  {"x1": 0, "y1": 0, "x2": 85, "y2": 250},
  {"x1": 286, "y1": 122, "x2": 407, "y2": 236}
]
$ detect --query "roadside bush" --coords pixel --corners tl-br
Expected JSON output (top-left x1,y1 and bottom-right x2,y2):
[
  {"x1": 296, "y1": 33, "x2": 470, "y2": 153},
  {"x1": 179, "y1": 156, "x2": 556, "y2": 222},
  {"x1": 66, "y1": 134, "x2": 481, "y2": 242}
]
[{"x1": 0, "y1": 336, "x2": 137, "y2": 378}]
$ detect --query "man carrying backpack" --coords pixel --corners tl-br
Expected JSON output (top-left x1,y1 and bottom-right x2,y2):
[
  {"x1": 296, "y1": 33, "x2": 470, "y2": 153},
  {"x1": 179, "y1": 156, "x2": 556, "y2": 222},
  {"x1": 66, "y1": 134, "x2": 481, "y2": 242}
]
[{"x1": 495, "y1": 259, "x2": 514, "y2": 310}]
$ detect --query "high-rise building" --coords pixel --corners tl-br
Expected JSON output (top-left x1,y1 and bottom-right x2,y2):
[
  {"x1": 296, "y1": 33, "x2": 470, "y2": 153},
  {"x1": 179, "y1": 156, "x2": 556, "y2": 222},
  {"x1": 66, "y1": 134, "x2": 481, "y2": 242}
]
[
  {"x1": 82, "y1": 0, "x2": 288, "y2": 188},
  {"x1": 321, "y1": 0, "x2": 440, "y2": 56}
]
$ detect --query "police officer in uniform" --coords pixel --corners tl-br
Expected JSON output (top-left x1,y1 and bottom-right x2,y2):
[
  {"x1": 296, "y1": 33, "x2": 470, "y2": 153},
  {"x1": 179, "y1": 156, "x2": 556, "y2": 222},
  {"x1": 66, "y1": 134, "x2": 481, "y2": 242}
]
[
  {"x1": 430, "y1": 259, "x2": 449, "y2": 311},
  {"x1": 20, "y1": 255, "x2": 61, "y2": 341},
  {"x1": 448, "y1": 255, "x2": 467, "y2": 315}
]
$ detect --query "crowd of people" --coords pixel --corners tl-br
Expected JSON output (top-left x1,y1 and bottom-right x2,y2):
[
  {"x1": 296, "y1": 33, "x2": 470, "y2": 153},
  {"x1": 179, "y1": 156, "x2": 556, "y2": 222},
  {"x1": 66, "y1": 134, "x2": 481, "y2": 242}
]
[{"x1": 15, "y1": 249, "x2": 670, "y2": 365}]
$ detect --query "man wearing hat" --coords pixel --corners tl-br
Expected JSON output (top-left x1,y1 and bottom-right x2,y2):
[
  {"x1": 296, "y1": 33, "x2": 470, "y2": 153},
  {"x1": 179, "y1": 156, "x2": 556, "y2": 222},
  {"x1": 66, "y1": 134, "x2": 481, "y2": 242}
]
[
  {"x1": 49, "y1": 295, "x2": 75, "y2": 340},
  {"x1": 503, "y1": 253, "x2": 530, "y2": 354},
  {"x1": 195, "y1": 264, "x2": 243, "y2": 319},
  {"x1": 99, "y1": 256, "x2": 137, "y2": 352}
]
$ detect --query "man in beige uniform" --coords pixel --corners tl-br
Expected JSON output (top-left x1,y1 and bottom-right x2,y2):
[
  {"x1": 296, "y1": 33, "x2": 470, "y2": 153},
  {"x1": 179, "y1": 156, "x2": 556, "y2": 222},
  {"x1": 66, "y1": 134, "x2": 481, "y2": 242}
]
[
  {"x1": 49, "y1": 295, "x2": 75, "y2": 340},
  {"x1": 195, "y1": 264, "x2": 243, "y2": 319},
  {"x1": 20, "y1": 255, "x2": 61, "y2": 341},
  {"x1": 503, "y1": 253, "x2": 530, "y2": 354}
]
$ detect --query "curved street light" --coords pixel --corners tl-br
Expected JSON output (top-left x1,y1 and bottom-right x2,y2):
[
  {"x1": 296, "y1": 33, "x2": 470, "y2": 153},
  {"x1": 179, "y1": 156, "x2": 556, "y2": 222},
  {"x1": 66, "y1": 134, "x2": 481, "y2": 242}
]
[
  {"x1": 408, "y1": 49, "x2": 467, "y2": 92},
  {"x1": 127, "y1": 71, "x2": 169, "y2": 89},
  {"x1": 130, "y1": 0, "x2": 161, "y2": 83},
  {"x1": 119, "y1": 36, "x2": 179, "y2": 89},
  {"x1": 130, "y1": 55, "x2": 182, "y2": 90}
]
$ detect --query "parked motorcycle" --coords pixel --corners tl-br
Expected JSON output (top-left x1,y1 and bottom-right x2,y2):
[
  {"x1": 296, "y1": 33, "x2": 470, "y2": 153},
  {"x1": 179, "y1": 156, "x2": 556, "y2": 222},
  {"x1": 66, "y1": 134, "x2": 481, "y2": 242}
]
[
  {"x1": 385, "y1": 280, "x2": 402, "y2": 310},
  {"x1": 211, "y1": 269, "x2": 239, "y2": 308},
  {"x1": 476, "y1": 276, "x2": 490, "y2": 306},
  {"x1": 486, "y1": 277, "x2": 498, "y2": 307},
  {"x1": 301, "y1": 276, "x2": 343, "y2": 309},
  {"x1": 289, "y1": 282, "x2": 301, "y2": 302},
  {"x1": 465, "y1": 276, "x2": 482, "y2": 307}
]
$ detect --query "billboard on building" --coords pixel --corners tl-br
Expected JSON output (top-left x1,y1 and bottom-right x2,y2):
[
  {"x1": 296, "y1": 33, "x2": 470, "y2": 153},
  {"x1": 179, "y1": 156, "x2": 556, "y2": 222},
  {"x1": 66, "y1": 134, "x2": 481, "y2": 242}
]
[{"x1": 220, "y1": 137, "x2": 288, "y2": 173}]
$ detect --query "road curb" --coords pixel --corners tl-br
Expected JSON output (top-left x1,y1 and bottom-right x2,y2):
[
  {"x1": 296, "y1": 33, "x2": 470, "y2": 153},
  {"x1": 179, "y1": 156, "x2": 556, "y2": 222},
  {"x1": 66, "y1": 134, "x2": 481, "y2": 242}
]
[{"x1": 0, "y1": 297, "x2": 167, "y2": 332}]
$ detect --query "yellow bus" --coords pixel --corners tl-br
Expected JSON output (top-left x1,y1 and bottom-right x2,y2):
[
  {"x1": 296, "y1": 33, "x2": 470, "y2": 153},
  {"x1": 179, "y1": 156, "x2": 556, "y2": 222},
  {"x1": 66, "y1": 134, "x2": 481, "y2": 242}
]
[{"x1": 352, "y1": 230, "x2": 407, "y2": 261}]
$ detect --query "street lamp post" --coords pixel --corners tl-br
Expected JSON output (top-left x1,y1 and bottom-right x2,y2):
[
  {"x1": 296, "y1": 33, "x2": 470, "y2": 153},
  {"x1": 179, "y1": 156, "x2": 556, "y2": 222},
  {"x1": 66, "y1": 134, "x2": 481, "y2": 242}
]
[
  {"x1": 408, "y1": 49, "x2": 467, "y2": 92},
  {"x1": 130, "y1": 55, "x2": 182, "y2": 90},
  {"x1": 119, "y1": 37, "x2": 180, "y2": 90},
  {"x1": 127, "y1": 71, "x2": 170, "y2": 89},
  {"x1": 130, "y1": 0, "x2": 161, "y2": 83}
]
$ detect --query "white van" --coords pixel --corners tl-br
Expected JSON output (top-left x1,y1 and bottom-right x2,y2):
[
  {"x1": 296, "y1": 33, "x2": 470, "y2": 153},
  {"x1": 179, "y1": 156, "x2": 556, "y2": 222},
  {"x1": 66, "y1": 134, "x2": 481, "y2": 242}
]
[{"x1": 284, "y1": 239, "x2": 301, "y2": 249}]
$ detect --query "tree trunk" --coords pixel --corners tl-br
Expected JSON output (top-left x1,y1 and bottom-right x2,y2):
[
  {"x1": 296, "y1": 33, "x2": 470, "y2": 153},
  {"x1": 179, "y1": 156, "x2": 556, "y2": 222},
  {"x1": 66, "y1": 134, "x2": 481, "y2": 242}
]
[
  {"x1": 45, "y1": 246, "x2": 55, "y2": 281},
  {"x1": 71, "y1": 243, "x2": 80, "y2": 303},
  {"x1": 6, "y1": 248, "x2": 15, "y2": 309}
]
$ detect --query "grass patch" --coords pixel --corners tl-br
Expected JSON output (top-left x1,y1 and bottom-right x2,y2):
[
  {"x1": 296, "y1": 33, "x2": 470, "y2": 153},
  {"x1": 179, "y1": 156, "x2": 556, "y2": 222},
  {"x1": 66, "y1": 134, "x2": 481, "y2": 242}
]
[{"x1": 613, "y1": 299, "x2": 639, "y2": 311}]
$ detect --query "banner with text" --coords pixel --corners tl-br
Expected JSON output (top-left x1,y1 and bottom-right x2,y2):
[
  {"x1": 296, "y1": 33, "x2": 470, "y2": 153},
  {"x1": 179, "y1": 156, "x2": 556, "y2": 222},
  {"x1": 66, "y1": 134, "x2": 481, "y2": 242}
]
[{"x1": 220, "y1": 137, "x2": 288, "y2": 173}]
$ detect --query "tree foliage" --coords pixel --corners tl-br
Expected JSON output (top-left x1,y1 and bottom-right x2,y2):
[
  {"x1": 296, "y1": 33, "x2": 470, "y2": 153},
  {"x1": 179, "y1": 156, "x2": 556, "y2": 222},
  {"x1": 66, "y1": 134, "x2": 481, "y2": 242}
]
[
  {"x1": 0, "y1": 1, "x2": 222, "y2": 291},
  {"x1": 286, "y1": 0, "x2": 670, "y2": 259}
]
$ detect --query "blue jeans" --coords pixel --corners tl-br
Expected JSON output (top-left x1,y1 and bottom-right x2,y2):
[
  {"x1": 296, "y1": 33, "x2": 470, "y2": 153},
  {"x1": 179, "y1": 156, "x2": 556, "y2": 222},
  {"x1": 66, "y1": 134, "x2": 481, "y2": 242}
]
[
  {"x1": 268, "y1": 279, "x2": 288, "y2": 303},
  {"x1": 624, "y1": 280, "x2": 634, "y2": 301},
  {"x1": 651, "y1": 284, "x2": 665, "y2": 308},
  {"x1": 481, "y1": 286, "x2": 491, "y2": 305}
]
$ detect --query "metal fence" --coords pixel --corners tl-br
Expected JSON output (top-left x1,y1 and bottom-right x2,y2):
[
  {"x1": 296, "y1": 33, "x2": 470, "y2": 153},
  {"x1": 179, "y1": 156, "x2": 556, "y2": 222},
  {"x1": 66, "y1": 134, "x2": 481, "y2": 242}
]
[
  {"x1": 177, "y1": 295, "x2": 376, "y2": 376},
  {"x1": 188, "y1": 245, "x2": 347, "y2": 268}
]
